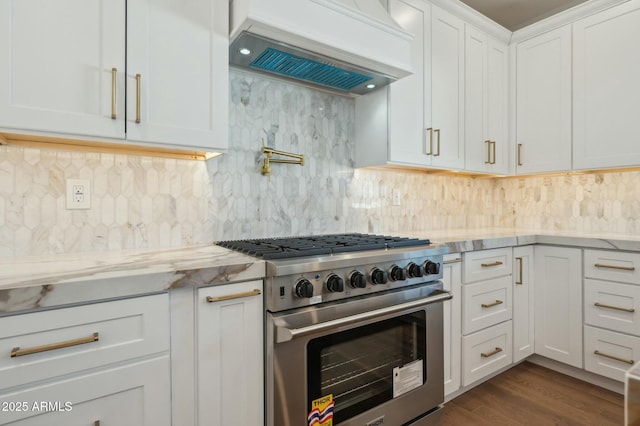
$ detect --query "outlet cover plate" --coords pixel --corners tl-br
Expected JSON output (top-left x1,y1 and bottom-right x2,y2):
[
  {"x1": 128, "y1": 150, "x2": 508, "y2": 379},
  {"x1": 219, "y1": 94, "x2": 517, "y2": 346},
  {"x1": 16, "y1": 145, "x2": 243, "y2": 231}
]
[{"x1": 66, "y1": 179, "x2": 91, "y2": 209}]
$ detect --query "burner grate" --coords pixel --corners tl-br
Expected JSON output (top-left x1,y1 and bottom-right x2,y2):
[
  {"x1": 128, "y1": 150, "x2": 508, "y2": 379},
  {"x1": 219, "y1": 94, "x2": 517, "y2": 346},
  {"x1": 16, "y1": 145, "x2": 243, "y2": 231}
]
[{"x1": 216, "y1": 233, "x2": 431, "y2": 260}]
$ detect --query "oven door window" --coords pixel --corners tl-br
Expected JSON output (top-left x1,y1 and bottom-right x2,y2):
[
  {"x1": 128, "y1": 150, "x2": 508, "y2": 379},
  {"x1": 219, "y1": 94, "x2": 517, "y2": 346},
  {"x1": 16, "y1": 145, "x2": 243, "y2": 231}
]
[{"x1": 307, "y1": 310, "x2": 426, "y2": 424}]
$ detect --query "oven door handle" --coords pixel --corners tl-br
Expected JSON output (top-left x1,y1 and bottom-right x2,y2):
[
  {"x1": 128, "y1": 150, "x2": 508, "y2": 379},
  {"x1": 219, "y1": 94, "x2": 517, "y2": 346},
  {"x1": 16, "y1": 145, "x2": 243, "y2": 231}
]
[{"x1": 275, "y1": 290, "x2": 452, "y2": 343}]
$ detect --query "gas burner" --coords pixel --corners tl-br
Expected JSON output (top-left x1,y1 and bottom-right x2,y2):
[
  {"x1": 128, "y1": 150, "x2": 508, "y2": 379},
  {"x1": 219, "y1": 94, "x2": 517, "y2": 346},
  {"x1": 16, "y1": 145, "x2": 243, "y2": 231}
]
[{"x1": 216, "y1": 233, "x2": 431, "y2": 259}]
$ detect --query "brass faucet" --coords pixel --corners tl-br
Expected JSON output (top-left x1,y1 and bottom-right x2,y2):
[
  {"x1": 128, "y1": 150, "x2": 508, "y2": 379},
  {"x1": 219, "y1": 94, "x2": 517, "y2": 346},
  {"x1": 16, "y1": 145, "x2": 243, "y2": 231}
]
[{"x1": 261, "y1": 144, "x2": 304, "y2": 176}]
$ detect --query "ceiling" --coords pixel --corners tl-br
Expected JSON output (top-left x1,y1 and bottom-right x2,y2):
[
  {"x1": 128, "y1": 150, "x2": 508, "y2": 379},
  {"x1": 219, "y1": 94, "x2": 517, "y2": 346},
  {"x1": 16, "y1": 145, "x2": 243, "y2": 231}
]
[{"x1": 459, "y1": 0, "x2": 589, "y2": 31}]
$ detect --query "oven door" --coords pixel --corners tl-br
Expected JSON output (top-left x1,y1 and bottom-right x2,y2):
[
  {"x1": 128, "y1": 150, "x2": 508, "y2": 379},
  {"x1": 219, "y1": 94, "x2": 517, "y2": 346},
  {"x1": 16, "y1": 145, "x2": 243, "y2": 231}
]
[{"x1": 266, "y1": 283, "x2": 451, "y2": 426}]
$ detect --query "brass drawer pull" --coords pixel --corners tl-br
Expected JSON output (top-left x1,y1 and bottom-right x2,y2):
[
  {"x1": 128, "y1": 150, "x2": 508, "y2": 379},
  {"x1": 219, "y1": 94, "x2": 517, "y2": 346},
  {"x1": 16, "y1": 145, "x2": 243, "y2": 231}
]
[
  {"x1": 481, "y1": 261, "x2": 503, "y2": 268},
  {"x1": 434, "y1": 129, "x2": 441, "y2": 156},
  {"x1": 135, "y1": 74, "x2": 142, "y2": 123},
  {"x1": 206, "y1": 289, "x2": 261, "y2": 303},
  {"x1": 443, "y1": 257, "x2": 462, "y2": 265},
  {"x1": 594, "y1": 350, "x2": 634, "y2": 365},
  {"x1": 425, "y1": 128, "x2": 433, "y2": 155},
  {"x1": 111, "y1": 68, "x2": 117, "y2": 119},
  {"x1": 515, "y1": 257, "x2": 523, "y2": 285},
  {"x1": 484, "y1": 140, "x2": 491, "y2": 164},
  {"x1": 594, "y1": 263, "x2": 635, "y2": 271},
  {"x1": 94, "y1": 421, "x2": 101, "y2": 426},
  {"x1": 481, "y1": 347, "x2": 503, "y2": 358},
  {"x1": 490, "y1": 141, "x2": 496, "y2": 165},
  {"x1": 481, "y1": 300, "x2": 504, "y2": 308},
  {"x1": 11, "y1": 332, "x2": 99, "y2": 358},
  {"x1": 594, "y1": 302, "x2": 635, "y2": 313},
  {"x1": 517, "y1": 143, "x2": 523, "y2": 166}
]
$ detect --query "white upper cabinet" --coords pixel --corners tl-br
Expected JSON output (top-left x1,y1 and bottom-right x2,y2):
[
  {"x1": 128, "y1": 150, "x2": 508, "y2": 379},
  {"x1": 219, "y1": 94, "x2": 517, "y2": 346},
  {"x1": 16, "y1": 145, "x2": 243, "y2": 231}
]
[
  {"x1": 355, "y1": 0, "x2": 466, "y2": 171},
  {"x1": 0, "y1": 0, "x2": 227, "y2": 153},
  {"x1": 387, "y1": 0, "x2": 431, "y2": 166},
  {"x1": 430, "y1": 5, "x2": 465, "y2": 170},
  {"x1": 126, "y1": 0, "x2": 228, "y2": 151},
  {"x1": 573, "y1": 0, "x2": 640, "y2": 170},
  {"x1": 515, "y1": 25, "x2": 572, "y2": 174},
  {"x1": 464, "y1": 25, "x2": 508, "y2": 174},
  {"x1": 0, "y1": 0, "x2": 126, "y2": 139}
]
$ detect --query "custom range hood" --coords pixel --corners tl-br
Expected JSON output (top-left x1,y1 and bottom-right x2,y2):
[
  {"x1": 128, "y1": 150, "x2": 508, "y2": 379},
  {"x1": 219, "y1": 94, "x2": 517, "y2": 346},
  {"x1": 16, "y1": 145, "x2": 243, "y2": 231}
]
[{"x1": 229, "y1": 0, "x2": 413, "y2": 95}]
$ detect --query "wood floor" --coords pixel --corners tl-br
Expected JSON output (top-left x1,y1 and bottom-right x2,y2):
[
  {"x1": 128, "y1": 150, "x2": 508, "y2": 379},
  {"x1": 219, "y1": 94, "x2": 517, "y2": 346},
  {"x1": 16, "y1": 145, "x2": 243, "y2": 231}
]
[{"x1": 440, "y1": 362, "x2": 624, "y2": 425}]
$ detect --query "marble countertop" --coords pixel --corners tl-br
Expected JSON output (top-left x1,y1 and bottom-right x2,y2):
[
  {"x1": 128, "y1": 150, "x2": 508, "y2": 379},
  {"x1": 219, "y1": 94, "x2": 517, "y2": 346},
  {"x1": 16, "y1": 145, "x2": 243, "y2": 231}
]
[
  {"x1": 3, "y1": 228, "x2": 640, "y2": 315},
  {"x1": 0, "y1": 244, "x2": 264, "y2": 315}
]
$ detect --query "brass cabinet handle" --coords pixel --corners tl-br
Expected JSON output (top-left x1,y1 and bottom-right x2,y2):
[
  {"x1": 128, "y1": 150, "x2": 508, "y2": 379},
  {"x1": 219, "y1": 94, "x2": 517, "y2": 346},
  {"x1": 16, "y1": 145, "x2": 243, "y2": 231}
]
[
  {"x1": 484, "y1": 140, "x2": 491, "y2": 164},
  {"x1": 517, "y1": 143, "x2": 523, "y2": 166},
  {"x1": 111, "y1": 68, "x2": 117, "y2": 119},
  {"x1": 515, "y1": 257, "x2": 523, "y2": 285},
  {"x1": 594, "y1": 263, "x2": 635, "y2": 271},
  {"x1": 491, "y1": 141, "x2": 496, "y2": 164},
  {"x1": 481, "y1": 300, "x2": 504, "y2": 308},
  {"x1": 481, "y1": 261, "x2": 503, "y2": 268},
  {"x1": 11, "y1": 332, "x2": 99, "y2": 358},
  {"x1": 206, "y1": 289, "x2": 261, "y2": 303},
  {"x1": 594, "y1": 350, "x2": 634, "y2": 365},
  {"x1": 94, "y1": 421, "x2": 101, "y2": 426},
  {"x1": 434, "y1": 129, "x2": 441, "y2": 156},
  {"x1": 481, "y1": 347, "x2": 503, "y2": 358},
  {"x1": 135, "y1": 74, "x2": 142, "y2": 123},
  {"x1": 443, "y1": 257, "x2": 462, "y2": 265},
  {"x1": 594, "y1": 302, "x2": 635, "y2": 313},
  {"x1": 425, "y1": 128, "x2": 433, "y2": 155}
]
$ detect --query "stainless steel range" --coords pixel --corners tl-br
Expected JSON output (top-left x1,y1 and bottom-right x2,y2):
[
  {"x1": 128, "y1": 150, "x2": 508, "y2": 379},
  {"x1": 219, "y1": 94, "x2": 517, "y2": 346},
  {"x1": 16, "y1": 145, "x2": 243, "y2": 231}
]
[{"x1": 217, "y1": 234, "x2": 450, "y2": 426}]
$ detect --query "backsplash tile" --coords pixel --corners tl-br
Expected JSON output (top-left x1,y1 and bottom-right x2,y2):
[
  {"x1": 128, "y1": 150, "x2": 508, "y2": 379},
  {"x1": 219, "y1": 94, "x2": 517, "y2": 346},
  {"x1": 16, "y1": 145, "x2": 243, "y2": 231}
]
[{"x1": 1, "y1": 69, "x2": 640, "y2": 257}]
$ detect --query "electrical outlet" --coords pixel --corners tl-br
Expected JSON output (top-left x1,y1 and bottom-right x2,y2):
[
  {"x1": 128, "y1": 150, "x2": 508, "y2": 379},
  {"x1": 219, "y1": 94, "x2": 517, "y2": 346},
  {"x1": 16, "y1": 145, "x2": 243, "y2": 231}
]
[{"x1": 66, "y1": 179, "x2": 91, "y2": 209}]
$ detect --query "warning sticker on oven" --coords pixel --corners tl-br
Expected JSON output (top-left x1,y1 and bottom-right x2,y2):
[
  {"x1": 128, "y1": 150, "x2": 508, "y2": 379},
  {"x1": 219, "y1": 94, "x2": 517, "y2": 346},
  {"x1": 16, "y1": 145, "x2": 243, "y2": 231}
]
[
  {"x1": 308, "y1": 394, "x2": 334, "y2": 426},
  {"x1": 393, "y1": 359, "x2": 424, "y2": 398}
]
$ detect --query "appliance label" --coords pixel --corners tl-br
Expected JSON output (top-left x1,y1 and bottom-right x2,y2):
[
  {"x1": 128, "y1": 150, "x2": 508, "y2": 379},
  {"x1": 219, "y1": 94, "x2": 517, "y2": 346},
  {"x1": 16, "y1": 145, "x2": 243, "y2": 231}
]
[
  {"x1": 393, "y1": 359, "x2": 423, "y2": 398},
  {"x1": 308, "y1": 394, "x2": 334, "y2": 426}
]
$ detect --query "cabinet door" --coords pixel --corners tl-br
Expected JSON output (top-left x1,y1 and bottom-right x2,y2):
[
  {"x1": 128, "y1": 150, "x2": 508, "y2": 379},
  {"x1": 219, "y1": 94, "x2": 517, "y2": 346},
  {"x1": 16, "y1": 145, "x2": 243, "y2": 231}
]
[
  {"x1": 464, "y1": 25, "x2": 489, "y2": 172},
  {"x1": 534, "y1": 246, "x2": 582, "y2": 368},
  {"x1": 573, "y1": 0, "x2": 640, "y2": 169},
  {"x1": 516, "y1": 26, "x2": 572, "y2": 174},
  {"x1": 387, "y1": 0, "x2": 431, "y2": 166},
  {"x1": 0, "y1": 0, "x2": 125, "y2": 138},
  {"x1": 126, "y1": 0, "x2": 228, "y2": 151},
  {"x1": 442, "y1": 254, "x2": 462, "y2": 396},
  {"x1": 0, "y1": 356, "x2": 170, "y2": 426},
  {"x1": 430, "y1": 5, "x2": 465, "y2": 169},
  {"x1": 513, "y1": 246, "x2": 534, "y2": 362},
  {"x1": 464, "y1": 27, "x2": 508, "y2": 175},
  {"x1": 197, "y1": 281, "x2": 263, "y2": 426}
]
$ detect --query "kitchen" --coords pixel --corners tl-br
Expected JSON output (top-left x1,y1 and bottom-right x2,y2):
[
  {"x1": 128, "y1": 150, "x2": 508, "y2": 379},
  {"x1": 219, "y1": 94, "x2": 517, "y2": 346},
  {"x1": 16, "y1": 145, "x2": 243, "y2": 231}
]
[{"x1": 0, "y1": 0, "x2": 639, "y2": 424}]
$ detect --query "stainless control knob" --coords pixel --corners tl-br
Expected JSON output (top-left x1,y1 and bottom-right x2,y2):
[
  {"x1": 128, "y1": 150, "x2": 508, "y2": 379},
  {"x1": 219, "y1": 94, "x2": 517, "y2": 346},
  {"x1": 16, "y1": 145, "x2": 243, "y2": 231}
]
[
  {"x1": 389, "y1": 265, "x2": 407, "y2": 281},
  {"x1": 423, "y1": 260, "x2": 440, "y2": 275},
  {"x1": 349, "y1": 271, "x2": 367, "y2": 289},
  {"x1": 325, "y1": 273, "x2": 345, "y2": 293},
  {"x1": 407, "y1": 262, "x2": 424, "y2": 278},
  {"x1": 370, "y1": 267, "x2": 388, "y2": 285},
  {"x1": 294, "y1": 279, "x2": 314, "y2": 298}
]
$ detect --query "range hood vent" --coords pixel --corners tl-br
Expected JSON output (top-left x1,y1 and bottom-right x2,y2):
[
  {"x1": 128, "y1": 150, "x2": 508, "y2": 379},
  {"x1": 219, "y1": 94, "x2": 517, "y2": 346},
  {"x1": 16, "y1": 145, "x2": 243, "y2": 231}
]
[{"x1": 229, "y1": 0, "x2": 413, "y2": 95}]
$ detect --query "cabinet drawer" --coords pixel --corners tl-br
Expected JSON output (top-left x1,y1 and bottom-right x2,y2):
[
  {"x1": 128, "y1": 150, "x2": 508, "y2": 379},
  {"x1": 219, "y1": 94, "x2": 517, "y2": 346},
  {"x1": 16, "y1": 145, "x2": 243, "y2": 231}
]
[
  {"x1": 585, "y1": 279, "x2": 640, "y2": 336},
  {"x1": 463, "y1": 248, "x2": 512, "y2": 283},
  {"x1": 0, "y1": 293, "x2": 169, "y2": 390},
  {"x1": 462, "y1": 321, "x2": 513, "y2": 386},
  {"x1": 584, "y1": 250, "x2": 640, "y2": 284},
  {"x1": 0, "y1": 356, "x2": 170, "y2": 425},
  {"x1": 462, "y1": 276, "x2": 512, "y2": 334},
  {"x1": 584, "y1": 325, "x2": 640, "y2": 382}
]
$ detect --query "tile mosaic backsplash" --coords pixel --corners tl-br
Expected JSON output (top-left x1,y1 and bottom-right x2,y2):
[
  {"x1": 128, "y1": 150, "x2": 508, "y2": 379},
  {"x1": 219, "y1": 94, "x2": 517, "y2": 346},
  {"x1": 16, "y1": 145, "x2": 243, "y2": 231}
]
[{"x1": 1, "y1": 69, "x2": 640, "y2": 257}]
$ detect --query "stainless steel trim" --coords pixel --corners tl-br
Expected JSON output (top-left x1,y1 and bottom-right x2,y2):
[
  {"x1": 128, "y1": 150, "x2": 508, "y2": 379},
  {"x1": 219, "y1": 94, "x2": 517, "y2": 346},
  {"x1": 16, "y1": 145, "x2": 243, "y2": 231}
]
[{"x1": 275, "y1": 291, "x2": 451, "y2": 343}]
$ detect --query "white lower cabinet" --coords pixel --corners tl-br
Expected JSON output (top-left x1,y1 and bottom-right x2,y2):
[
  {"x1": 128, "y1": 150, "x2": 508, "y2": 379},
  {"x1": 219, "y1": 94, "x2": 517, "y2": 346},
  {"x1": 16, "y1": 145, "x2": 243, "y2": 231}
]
[
  {"x1": 0, "y1": 294, "x2": 171, "y2": 426},
  {"x1": 513, "y1": 246, "x2": 534, "y2": 362},
  {"x1": 460, "y1": 248, "x2": 513, "y2": 386},
  {"x1": 584, "y1": 326, "x2": 640, "y2": 382},
  {"x1": 197, "y1": 280, "x2": 264, "y2": 426},
  {"x1": 462, "y1": 321, "x2": 512, "y2": 387},
  {"x1": 534, "y1": 246, "x2": 583, "y2": 368},
  {"x1": 0, "y1": 356, "x2": 170, "y2": 426},
  {"x1": 442, "y1": 253, "x2": 462, "y2": 396}
]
